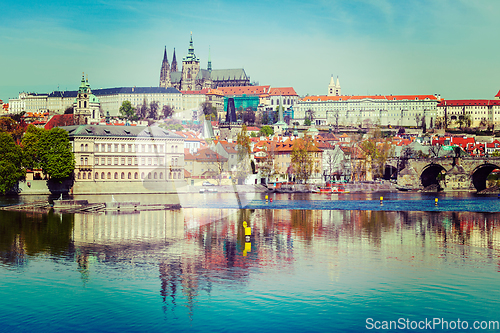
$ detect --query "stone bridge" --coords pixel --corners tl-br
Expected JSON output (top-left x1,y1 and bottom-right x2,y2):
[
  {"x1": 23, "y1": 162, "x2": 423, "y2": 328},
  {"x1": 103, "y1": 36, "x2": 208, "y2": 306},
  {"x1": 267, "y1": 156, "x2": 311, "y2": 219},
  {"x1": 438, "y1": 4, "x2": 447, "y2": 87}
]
[{"x1": 393, "y1": 157, "x2": 500, "y2": 192}]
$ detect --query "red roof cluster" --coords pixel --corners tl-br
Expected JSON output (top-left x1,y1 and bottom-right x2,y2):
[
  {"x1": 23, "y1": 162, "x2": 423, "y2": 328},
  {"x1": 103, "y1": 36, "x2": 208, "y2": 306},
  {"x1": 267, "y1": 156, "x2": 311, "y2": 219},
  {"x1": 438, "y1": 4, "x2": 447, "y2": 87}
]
[
  {"x1": 218, "y1": 85, "x2": 270, "y2": 96},
  {"x1": 438, "y1": 99, "x2": 500, "y2": 107}
]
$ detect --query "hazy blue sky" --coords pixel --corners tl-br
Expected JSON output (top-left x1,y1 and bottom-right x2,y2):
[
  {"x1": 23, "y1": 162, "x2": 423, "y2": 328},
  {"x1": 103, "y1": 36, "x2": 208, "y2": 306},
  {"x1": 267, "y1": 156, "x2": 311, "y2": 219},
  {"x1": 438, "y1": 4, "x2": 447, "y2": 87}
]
[{"x1": 1, "y1": 0, "x2": 499, "y2": 102}]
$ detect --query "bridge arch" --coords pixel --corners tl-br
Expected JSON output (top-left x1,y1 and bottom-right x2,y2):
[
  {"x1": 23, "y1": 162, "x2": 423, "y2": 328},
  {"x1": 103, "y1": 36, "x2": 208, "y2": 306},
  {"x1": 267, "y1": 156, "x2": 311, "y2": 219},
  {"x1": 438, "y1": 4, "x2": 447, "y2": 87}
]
[
  {"x1": 471, "y1": 163, "x2": 500, "y2": 192},
  {"x1": 421, "y1": 163, "x2": 447, "y2": 190}
]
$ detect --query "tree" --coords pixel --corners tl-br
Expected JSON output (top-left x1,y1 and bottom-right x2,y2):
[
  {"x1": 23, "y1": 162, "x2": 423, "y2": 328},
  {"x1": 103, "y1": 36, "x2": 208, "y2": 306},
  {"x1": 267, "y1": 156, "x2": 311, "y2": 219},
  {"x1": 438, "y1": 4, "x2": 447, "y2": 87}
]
[
  {"x1": 258, "y1": 142, "x2": 278, "y2": 183},
  {"x1": 136, "y1": 98, "x2": 149, "y2": 120},
  {"x1": 119, "y1": 101, "x2": 136, "y2": 121},
  {"x1": 64, "y1": 106, "x2": 74, "y2": 114},
  {"x1": 235, "y1": 124, "x2": 252, "y2": 184},
  {"x1": 148, "y1": 101, "x2": 159, "y2": 119},
  {"x1": 21, "y1": 124, "x2": 45, "y2": 170},
  {"x1": 259, "y1": 125, "x2": 274, "y2": 137},
  {"x1": 291, "y1": 135, "x2": 318, "y2": 183},
  {"x1": 304, "y1": 118, "x2": 312, "y2": 126},
  {"x1": 162, "y1": 105, "x2": 174, "y2": 118},
  {"x1": 0, "y1": 132, "x2": 25, "y2": 194},
  {"x1": 201, "y1": 101, "x2": 216, "y2": 120},
  {"x1": 38, "y1": 128, "x2": 75, "y2": 181}
]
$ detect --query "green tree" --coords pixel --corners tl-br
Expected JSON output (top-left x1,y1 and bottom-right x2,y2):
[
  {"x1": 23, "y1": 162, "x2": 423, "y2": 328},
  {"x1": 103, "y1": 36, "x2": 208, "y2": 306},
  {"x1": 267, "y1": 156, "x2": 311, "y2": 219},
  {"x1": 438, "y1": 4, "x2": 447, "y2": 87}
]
[
  {"x1": 259, "y1": 125, "x2": 274, "y2": 137},
  {"x1": 119, "y1": 101, "x2": 137, "y2": 121},
  {"x1": 304, "y1": 118, "x2": 312, "y2": 126},
  {"x1": 38, "y1": 128, "x2": 75, "y2": 181},
  {"x1": 162, "y1": 105, "x2": 174, "y2": 118},
  {"x1": 291, "y1": 135, "x2": 318, "y2": 183},
  {"x1": 149, "y1": 101, "x2": 159, "y2": 119},
  {"x1": 21, "y1": 124, "x2": 45, "y2": 170},
  {"x1": 235, "y1": 124, "x2": 252, "y2": 184},
  {"x1": 0, "y1": 132, "x2": 25, "y2": 194}
]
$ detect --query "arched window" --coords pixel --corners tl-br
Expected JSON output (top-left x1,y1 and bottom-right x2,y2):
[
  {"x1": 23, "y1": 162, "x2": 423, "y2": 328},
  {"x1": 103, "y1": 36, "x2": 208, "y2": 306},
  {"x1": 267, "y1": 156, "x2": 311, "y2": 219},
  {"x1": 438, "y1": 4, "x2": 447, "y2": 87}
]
[
  {"x1": 160, "y1": 172, "x2": 163, "y2": 179},
  {"x1": 148, "y1": 173, "x2": 152, "y2": 179},
  {"x1": 141, "y1": 172, "x2": 145, "y2": 179},
  {"x1": 82, "y1": 173, "x2": 86, "y2": 179},
  {"x1": 84, "y1": 157, "x2": 88, "y2": 165},
  {"x1": 101, "y1": 172, "x2": 105, "y2": 179},
  {"x1": 107, "y1": 172, "x2": 111, "y2": 179},
  {"x1": 134, "y1": 172, "x2": 138, "y2": 179},
  {"x1": 154, "y1": 172, "x2": 157, "y2": 179},
  {"x1": 121, "y1": 172, "x2": 125, "y2": 179},
  {"x1": 114, "y1": 172, "x2": 118, "y2": 179},
  {"x1": 88, "y1": 172, "x2": 91, "y2": 179},
  {"x1": 128, "y1": 172, "x2": 131, "y2": 179},
  {"x1": 173, "y1": 173, "x2": 176, "y2": 179},
  {"x1": 80, "y1": 157, "x2": 84, "y2": 165},
  {"x1": 178, "y1": 172, "x2": 181, "y2": 179},
  {"x1": 85, "y1": 144, "x2": 88, "y2": 151},
  {"x1": 95, "y1": 172, "x2": 99, "y2": 179},
  {"x1": 175, "y1": 158, "x2": 178, "y2": 166},
  {"x1": 271, "y1": 99, "x2": 274, "y2": 105},
  {"x1": 80, "y1": 144, "x2": 84, "y2": 151},
  {"x1": 78, "y1": 172, "x2": 81, "y2": 179}
]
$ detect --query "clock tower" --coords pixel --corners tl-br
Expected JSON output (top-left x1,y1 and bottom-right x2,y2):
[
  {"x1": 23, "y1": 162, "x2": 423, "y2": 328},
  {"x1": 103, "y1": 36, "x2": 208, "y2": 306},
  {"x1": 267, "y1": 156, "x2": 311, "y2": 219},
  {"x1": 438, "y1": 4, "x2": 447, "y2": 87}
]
[{"x1": 74, "y1": 73, "x2": 100, "y2": 124}]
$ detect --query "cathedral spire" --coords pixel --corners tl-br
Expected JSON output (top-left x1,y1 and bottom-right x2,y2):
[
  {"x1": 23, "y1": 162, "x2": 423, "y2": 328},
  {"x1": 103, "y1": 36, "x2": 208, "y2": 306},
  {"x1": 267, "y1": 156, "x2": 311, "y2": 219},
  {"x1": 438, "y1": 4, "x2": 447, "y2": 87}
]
[
  {"x1": 207, "y1": 46, "x2": 212, "y2": 72},
  {"x1": 184, "y1": 32, "x2": 199, "y2": 62},
  {"x1": 172, "y1": 48, "x2": 177, "y2": 72},
  {"x1": 159, "y1": 46, "x2": 171, "y2": 88}
]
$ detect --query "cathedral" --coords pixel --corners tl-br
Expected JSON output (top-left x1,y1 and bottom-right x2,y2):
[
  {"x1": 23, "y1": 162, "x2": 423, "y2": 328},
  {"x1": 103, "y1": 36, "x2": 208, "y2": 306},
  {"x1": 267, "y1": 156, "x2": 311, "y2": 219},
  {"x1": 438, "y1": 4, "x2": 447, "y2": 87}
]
[{"x1": 159, "y1": 34, "x2": 251, "y2": 91}]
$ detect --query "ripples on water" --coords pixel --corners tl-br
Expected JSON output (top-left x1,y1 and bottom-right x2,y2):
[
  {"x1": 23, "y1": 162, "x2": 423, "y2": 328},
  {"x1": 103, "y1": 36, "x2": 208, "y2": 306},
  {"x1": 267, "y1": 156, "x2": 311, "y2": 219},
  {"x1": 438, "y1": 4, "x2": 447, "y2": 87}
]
[{"x1": 1, "y1": 194, "x2": 500, "y2": 332}]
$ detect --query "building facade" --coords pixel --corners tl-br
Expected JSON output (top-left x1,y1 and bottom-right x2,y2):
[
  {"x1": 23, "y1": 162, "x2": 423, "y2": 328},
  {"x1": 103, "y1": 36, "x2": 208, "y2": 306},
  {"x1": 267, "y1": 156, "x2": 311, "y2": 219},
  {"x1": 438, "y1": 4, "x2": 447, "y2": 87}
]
[
  {"x1": 63, "y1": 125, "x2": 185, "y2": 194},
  {"x1": 295, "y1": 94, "x2": 440, "y2": 128},
  {"x1": 437, "y1": 98, "x2": 500, "y2": 128}
]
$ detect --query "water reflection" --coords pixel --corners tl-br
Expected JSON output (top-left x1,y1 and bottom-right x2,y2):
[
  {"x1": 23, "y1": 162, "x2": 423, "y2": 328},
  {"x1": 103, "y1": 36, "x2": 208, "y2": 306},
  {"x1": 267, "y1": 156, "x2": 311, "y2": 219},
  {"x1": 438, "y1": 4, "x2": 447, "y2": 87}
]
[{"x1": 2, "y1": 207, "x2": 500, "y2": 327}]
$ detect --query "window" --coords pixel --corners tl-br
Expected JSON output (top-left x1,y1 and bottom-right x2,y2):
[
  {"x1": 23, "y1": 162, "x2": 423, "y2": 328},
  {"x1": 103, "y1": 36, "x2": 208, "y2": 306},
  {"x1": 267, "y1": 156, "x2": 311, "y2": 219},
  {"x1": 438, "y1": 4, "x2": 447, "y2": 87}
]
[
  {"x1": 148, "y1": 173, "x2": 151, "y2": 179},
  {"x1": 80, "y1": 144, "x2": 84, "y2": 151},
  {"x1": 107, "y1": 144, "x2": 111, "y2": 152},
  {"x1": 102, "y1": 158, "x2": 106, "y2": 165},
  {"x1": 95, "y1": 158, "x2": 99, "y2": 166},
  {"x1": 114, "y1": 144, "x2": 118, "y2": 152},
  {"x1": 154, "y1": 172, "x2": 157, "y2": 179},
  {"x1": 107, "y1": 172, "x2": 111, "y2": 179},
  {"x1": 121, "y1": 158, "x2": 125, "y2": 165},
  {"x1": 84, "y1": 157, "x2": 88, "y2": 165},
  {"x1": 114, "y1": 172, "x2": 118, "y2": 179},
  {"x1": 134, "y1": 172, "x2": 138, "y2": 179},
  {"x1": 148, "y1": 158, "x2": 152, "y2": 165},
  {"x1": 78, "y1": 172, "x2": 81, "y2": 179},
  {"x1": 121, "y1": 144, "x2": 125, "y2": 152},
  {"x1": 114, "y1": 158, "x2": 118, "y2": 165},
  {"x1": 121, "y1": 172, "x2": 125, "y2": 179},
  {"x1": 101, "y1": 172, "x2": 105, "y2": 179},
  {"x1": 128, "y1": 158, "x2": 132, "y2": 165},
  {"x1": 80, "y1": 157, "x2": 84, "y2": 165},
  {"x1": 128, "y1": 172, "x2": 131, "y2": 179},
  {"x1": 160, "y1": 172, "x2": 163, "y2": 179},
  {"x1": 141, "y1": 172, "x2": 145, "y2": 179},
  {"x1": 141, "y1": 158, "x2": 145, "y2": 165},
  {"x1": 95, "y1": 172, "x2": 99, "y2": 179},
  {"x1": 85, "y1": 144, "x2": 88, "y2": 151},
  {"x1": 88, "y1": 172, "x2": 91, "y2": 179},
  {"x1": 128, "y1": 144, "x2": 132, "y2": 152},
  {"x1": 134, "y1": 158, "x2": 138, "y2": 165}
]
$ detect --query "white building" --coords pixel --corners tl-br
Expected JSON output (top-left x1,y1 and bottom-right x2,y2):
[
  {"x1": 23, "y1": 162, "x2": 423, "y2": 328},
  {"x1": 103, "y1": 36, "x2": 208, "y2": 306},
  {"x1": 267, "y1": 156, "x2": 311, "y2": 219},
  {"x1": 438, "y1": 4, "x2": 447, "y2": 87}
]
[
  {"x1": 63, "y1": 124, "x2": 185, "y2": 194},
  {"x1": 295, "y1": 94, "x2": 440, "y2": 128}
]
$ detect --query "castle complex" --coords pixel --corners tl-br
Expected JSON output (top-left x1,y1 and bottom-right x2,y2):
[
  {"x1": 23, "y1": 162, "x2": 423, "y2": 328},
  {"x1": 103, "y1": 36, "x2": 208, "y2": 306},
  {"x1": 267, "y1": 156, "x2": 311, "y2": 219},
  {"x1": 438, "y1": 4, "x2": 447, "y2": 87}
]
[{"x1": 159, "y1": 33, "x2": 251, "y2": 91}]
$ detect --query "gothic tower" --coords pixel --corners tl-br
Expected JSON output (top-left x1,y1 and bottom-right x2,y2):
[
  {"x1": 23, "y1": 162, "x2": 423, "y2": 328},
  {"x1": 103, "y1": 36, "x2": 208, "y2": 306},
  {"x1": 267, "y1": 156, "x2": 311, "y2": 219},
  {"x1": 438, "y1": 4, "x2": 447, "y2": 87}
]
[
  {"x1": 171, "y1": 48, "x2": 177, "y2": 72},
  {"x1": 159, "y1": 46, "x2": 171, "y2": 88},
  {"x1": 181, "y1": 33, "x2": 200, "y2": 91}
]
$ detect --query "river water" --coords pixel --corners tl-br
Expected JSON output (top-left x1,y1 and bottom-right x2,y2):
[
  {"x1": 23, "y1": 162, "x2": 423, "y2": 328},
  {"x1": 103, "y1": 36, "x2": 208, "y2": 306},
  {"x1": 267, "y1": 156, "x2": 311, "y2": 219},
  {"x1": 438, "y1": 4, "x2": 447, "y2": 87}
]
[{"x1": 1, "y1": 193, "x2": 500, "y2": 332}]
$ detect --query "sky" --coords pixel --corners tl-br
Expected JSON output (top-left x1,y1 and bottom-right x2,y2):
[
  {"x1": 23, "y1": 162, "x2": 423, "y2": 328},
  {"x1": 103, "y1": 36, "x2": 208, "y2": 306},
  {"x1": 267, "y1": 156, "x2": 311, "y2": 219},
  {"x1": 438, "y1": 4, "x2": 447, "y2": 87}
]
[{"x1": 1, "y1": 0, "x2": 499, "y2": 102}]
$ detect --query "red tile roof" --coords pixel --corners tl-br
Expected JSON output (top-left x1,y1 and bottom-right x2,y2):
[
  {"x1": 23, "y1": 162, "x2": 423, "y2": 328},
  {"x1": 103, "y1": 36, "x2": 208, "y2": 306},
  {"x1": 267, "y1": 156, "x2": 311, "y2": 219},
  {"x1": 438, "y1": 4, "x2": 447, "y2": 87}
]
[
  {"x1": 495, "y1": 90, "x2": 500, "y2": 98},
  {"x1": 269, "y1": 87, "x2": 298, "y2": 96},
  {"x1": 438, "y1": 99, "x2": 500, "y2": 107},
  {"x1": 44, "y1": 114, "x2": 75, "y2": 130},
  {"x1": 218, "y1": 85, "x2": 270, "y2": 96}
]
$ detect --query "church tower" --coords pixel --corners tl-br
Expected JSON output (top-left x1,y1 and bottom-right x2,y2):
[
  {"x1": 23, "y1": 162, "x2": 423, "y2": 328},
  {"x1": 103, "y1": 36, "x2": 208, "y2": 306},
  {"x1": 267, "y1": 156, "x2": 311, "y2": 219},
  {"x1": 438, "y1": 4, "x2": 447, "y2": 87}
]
[
  {"x1": 328, "y1": 75, "x2": 341, "y2": 96},
  {"x1": 181, "y1": 33, "x2": 200, "y2": 91},
  {"x1": 159, "y1": 46, "x2": 171, "y2": 88},
  {"x1": 171, "y1": 48, "x2": 178, "y2": 72},
  {"x1": 74, "y1": 73, "x2": 100, "y2": 124}
]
